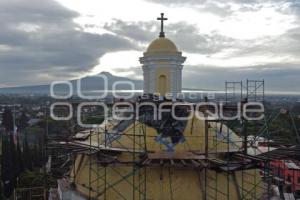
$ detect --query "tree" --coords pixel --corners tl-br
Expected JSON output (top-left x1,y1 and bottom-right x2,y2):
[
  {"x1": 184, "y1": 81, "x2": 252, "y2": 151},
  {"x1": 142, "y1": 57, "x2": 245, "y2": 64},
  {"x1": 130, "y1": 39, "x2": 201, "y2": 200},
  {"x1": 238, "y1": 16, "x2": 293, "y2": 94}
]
[
  {"x1": 16, "y1": 136, "x2": 24, "y2": 176},
  {"x1": 18, "y1": 112, "x2": 29, "y2": 131},
  {"x1": 32, "y1": 144, "x2": 39, "y2": 167},
  {"x1": 2, "y1": 107, "x2": 13, "y2": 132},
  {"x1": 9, "y1": 133, "x2": 17, "y2": 187},
  {"x1": 1, "y1": 133, "x2": 15, "y2": 198},
  {"x1": 23, "y1": 131, "x2": 32, "y2": 171}
]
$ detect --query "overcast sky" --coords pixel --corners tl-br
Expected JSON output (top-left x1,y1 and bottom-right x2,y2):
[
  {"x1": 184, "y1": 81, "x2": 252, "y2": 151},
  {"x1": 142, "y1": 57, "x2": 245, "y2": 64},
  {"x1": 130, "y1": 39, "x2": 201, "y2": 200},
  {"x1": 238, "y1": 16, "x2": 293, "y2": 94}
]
[{"x1": 0, "y1": 0, "x2": 300, "y2": 92}]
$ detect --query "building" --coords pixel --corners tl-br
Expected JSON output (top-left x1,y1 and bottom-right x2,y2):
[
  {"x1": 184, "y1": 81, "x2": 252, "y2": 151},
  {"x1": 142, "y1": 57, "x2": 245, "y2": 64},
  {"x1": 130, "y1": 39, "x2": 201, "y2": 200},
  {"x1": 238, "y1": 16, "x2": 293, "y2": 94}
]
[
  {"x1": 49, "y1": 13, "x2": 268, "y2": 200},
  {"x1": 270, "y1": 159, "x2": 300, "y2": 197}
]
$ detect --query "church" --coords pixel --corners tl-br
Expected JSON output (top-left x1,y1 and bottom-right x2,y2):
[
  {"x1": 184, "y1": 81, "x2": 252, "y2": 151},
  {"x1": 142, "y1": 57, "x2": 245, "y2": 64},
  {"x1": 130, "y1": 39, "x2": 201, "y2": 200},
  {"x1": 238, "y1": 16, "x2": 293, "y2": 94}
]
[{"x1": 50, "y1": 13, "x2": 267, "y2": 200}]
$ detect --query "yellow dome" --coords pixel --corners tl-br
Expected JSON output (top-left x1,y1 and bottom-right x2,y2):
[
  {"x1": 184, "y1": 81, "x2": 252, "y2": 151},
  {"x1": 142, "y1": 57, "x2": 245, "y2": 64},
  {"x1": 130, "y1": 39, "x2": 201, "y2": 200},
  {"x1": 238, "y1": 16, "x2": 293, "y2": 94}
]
[{"x1": 146, "y1": 37, "x2": 178, "y2": 53}]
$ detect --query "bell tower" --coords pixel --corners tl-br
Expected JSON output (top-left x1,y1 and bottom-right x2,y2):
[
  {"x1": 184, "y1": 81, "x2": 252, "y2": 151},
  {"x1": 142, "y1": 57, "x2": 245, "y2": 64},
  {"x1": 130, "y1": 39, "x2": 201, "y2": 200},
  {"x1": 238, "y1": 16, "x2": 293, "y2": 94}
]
[{"x1": 139, "y1": 13, "x2": 186, "y2": 99}]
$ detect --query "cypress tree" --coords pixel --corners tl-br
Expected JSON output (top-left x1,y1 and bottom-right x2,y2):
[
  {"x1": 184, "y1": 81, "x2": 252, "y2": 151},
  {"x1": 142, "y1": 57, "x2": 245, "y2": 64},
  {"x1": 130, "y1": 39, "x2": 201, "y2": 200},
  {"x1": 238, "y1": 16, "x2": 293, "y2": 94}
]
[
  {"x1": 16, "y1": 136, "x2": 24, "y2": 176},
  {"x1": 9, "y1": 133, "x2": 17, "y2": 187},
  {"x1": 18, "y1": 112, "x2": 29, "y2": 132},
  {"x1": 1, "y1": 133, "x2": 8, "y2": 191},
  {"x1": 23, "y1": 131, "x2": 32, "y2": 171},
  {"x1": 32, "y1": 144, "x2": 38, "y2": 167},
  {"x1": 38, "y1": 137, "x2": 44, "y2": 168},
  {"x1": 1, "y1": 133, "x2": 15, "y2": 198},
  {"x1": 2, "y1": 108, "x2": 14, "y2": 132}
]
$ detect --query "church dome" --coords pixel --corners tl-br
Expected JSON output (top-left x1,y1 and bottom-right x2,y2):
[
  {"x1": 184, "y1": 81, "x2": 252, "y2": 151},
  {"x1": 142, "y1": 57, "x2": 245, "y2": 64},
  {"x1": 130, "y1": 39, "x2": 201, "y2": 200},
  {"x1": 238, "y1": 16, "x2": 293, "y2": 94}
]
[{"x1": 146, "y1": 37, "x2": 178, "y2": 53}]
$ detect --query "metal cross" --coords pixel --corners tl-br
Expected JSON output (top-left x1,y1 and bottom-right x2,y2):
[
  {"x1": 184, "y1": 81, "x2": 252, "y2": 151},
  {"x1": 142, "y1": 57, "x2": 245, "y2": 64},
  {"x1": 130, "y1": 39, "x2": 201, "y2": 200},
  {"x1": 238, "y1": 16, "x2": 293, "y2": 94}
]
[{"x1": 157, "y1": 13, "x2": 168, "y2": 38}]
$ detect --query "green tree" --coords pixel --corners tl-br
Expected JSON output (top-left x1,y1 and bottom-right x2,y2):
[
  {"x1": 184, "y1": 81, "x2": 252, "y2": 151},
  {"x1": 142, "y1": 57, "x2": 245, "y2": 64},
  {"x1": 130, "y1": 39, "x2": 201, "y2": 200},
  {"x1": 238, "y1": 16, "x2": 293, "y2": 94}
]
[
  {"x1": 18, "y1": 112, "x2": 29, "y2": 131},
  {"x1": 9, "y1": 133, "x2": 18, "y2": 186},
  {"x1": 1, "y1": 133, "x2": 15, "y2": 198},
  {"x1": 2, "y1": 108, "x2": 13, "y2": 132},
  {"x1": 16, "y1": 136, "x2": 24, "y2": 176},
  {"x1": 23, "y1": 131, "x2": 32, "y2": 171}
]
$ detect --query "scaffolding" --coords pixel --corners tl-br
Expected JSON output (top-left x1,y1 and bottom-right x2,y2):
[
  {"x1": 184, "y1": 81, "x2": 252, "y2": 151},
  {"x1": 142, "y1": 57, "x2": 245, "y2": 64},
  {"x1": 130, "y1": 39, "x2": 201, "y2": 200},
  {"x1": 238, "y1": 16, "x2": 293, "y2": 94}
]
[
  {"x1": 42, "y1": 80, "x2": 300, "y2": 200},
  {"x1": 225, "y1": 80, "x2": 264, "y2": 103},
  {"x1": 225, "y1": 81, "x2": 243, "y2": 103},
  {"x1": 246, "y1": 80, "x2": 264, "y2": 103}
]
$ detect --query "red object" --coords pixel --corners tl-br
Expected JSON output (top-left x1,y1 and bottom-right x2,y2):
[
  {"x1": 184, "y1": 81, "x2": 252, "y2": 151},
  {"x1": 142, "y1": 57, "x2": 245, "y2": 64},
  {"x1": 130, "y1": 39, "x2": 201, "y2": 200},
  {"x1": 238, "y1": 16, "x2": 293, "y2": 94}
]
[{"x1": 270, "y1": 159, "x2": 300, "y2": 194}]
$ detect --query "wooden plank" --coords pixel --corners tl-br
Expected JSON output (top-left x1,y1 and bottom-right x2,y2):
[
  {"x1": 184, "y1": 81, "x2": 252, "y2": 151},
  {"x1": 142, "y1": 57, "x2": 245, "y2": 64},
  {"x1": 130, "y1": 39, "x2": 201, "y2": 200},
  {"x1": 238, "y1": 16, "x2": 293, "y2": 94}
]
[
  {"x1": 192, "y1": 148, "x2": 241, "y2": 154},
  {"x1": 147, "y1": 152, "x2": 205, "y2": 160},
  {"x1": 142, "y1": 159, "x2": 152, "y2": 165},
  {"x1": 197, "y1": 160, "x2": 208, "y2": 167},
  {"x1": 180, "y1": 160, "x2": 186, "y2": 166},
  {"x1": 160, "y1": 159, "x2": 164, "y2": 166},
  {"x1": 207, "y1": 157, "x2": 226, "y2": 164},
  {"x1": 191, "y1": 160, "x2": 201, "y2": 167},
  {"x1": 170, "y1": 159, "x2": 175, "y2": 166},
  {"x1": 283, "y1": 193, "x2": 295, "y2": 200}
]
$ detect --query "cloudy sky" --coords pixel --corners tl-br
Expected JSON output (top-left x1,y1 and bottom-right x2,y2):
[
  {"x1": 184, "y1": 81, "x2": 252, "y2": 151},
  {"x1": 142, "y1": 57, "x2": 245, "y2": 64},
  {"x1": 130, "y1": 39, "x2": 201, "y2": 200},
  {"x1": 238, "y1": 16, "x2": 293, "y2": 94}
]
[{"x1": 0, "y1": 0, "x2": 300, "y2": 92}]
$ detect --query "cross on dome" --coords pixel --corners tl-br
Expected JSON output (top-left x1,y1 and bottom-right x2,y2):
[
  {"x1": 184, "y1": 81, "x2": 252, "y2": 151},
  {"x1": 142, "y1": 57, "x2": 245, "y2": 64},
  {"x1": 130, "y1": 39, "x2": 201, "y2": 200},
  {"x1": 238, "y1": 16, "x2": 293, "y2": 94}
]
[{"x1": 157, "y1": 13, "x2": 168, "y2": 38}]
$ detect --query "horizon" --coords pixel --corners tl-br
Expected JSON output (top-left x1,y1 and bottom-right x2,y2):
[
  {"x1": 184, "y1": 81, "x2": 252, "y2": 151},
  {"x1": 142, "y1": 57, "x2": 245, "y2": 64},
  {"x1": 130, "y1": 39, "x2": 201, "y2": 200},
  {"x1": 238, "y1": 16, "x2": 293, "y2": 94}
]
[{"x1": 0, "y1": 71, "x2": 300, "y2": 95}]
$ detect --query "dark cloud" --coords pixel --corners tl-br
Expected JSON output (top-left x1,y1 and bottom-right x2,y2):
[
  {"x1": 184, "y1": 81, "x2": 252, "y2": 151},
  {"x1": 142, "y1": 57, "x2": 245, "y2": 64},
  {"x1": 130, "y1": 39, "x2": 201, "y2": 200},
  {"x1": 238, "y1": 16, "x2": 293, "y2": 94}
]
[
  {"x1": 145, "y1": 0, "x2": 257, "y2": 17},
  {"x1": 0, "y1": 0, "x2": 136, "y2": 87},
  {"x1": 146, "y1": 0, "x2": 300, "y2": 18},
  {"x1": 103, "y1": 0, "x2": 300, "y2": 61},
  {"x1": 286, "y1": 26, "x2": 300, "y2": 43},
  {"x1": 227, "y1": 26, "x2": 300, "y2": 59},
  {"x1": 146, "y1": 0, "x2": 260, "y2": 3},
  {"x1": 167, "y1": 23, "x2": 237, "y2": 54},
  {"x1": 104, "y1": 18, "x2": 299, "y2": 60},
  {"x1": 104, "y1": 19, "x2": 236, "y2": 54},
  {"x1": 103, "y1": 17, "x2": 300, "y2": 58},
  {"x1": 104, "y1": 20, "x2": 155, "y2": 44},
  {"x1": 147, "y1": 0, "x2": 235, "y2": 17},
  {"x1": 182, "y1": 64, "x2": 300, "y2": 92}
]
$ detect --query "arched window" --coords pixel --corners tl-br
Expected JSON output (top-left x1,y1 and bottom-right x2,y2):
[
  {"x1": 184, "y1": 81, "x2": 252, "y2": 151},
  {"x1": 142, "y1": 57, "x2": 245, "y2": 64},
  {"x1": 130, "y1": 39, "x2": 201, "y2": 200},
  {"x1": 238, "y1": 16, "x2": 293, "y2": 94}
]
[{"x1": 158, "y1": 75, "x2": 167, "y2": 95}]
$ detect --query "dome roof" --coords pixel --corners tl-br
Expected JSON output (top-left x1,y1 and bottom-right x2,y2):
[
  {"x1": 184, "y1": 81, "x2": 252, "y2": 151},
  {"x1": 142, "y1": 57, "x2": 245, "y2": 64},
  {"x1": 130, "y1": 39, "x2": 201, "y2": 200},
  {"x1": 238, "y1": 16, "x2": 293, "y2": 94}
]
[{"x1": 146, "y1": 37, "x2": 178, "y2": 53}]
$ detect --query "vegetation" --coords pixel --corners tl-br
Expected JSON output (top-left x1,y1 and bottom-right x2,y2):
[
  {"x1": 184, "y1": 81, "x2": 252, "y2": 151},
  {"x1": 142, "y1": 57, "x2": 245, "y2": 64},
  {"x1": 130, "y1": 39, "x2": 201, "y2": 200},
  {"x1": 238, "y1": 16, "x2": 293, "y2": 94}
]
[{"x1": 1, "y1": 108, "x2": 46, "y2": 199}]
